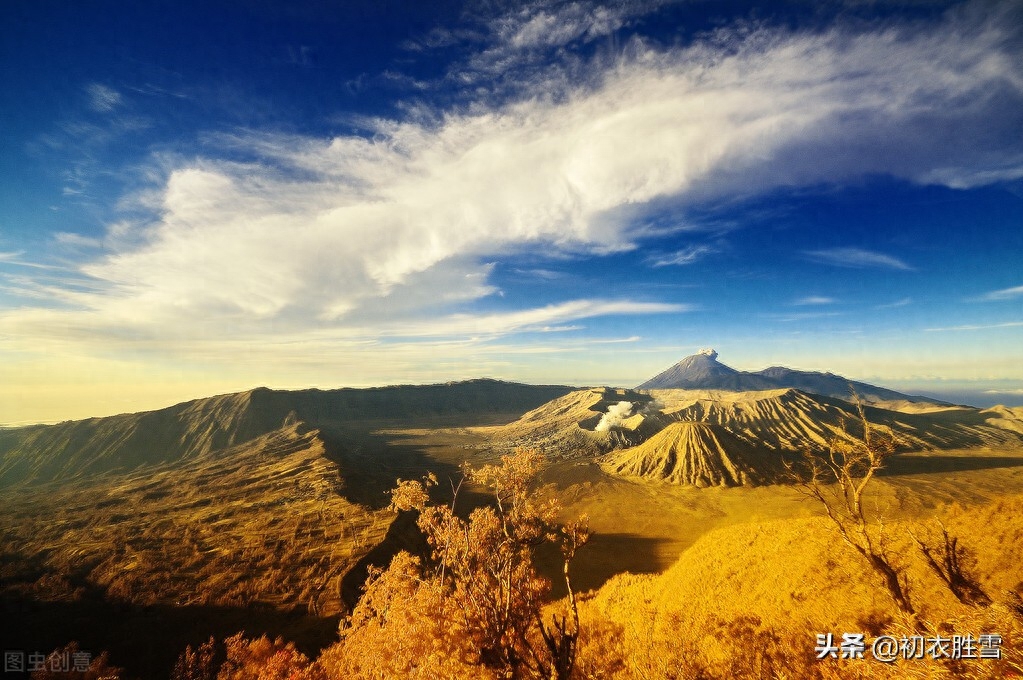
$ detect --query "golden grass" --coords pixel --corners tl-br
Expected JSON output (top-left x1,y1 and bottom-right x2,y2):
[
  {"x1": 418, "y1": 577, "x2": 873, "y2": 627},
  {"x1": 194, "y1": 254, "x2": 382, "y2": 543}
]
[{"x1": 570, "y1": 493, "x2": 1023, "y2": 678}]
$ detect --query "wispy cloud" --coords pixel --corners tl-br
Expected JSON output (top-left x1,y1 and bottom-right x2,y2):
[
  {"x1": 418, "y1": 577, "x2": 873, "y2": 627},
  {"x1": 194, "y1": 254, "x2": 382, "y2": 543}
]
[
  {"x1": 976, "y1": 284, "x2": 1023, "y2": 301},
  {"x1": 926, "y1": 321, "x2": 1023, "y2": 332},
  {"x1": 511, "y1": 268, "x2": 566, "y2": 280},
  {"x1": 86, "y1": 83, "x2": 123, "y2": 112},
  {"x1": 591, "y1": 335, "x2": 642, "y2": 344},
  {"x1": 650, "y1": 245, "x2": 717, "y2": 267},
  {"x1": 876, "y1": 297, "x2": 912, "y2": 309},
  {"x1": 762, "y1": 311, "x2": 844, "y2": 323},
  {"x1": 493, "y1": 2, "x2": 636, "y2": 51},
  {"x1": 793, "y1": 296, "x2": 836, "y2": 306},
  {"x1": 804, "y1": 248, "x2": 914, "y2": 271},
  {"x1": 369, "y1": 300, "x2": 688, "y2": 339},
  {"x1": 0, "y1": 251, "x2": 64, "y2": 271},
  {"x1": 54, "y1": 232, "x2": 102, "y2": 249}
]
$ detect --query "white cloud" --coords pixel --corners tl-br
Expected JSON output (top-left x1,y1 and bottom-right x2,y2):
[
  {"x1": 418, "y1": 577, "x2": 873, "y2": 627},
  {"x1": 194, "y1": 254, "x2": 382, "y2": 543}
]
[
  {"x1": 54, "y1": 232, "x2": 102, "y2": 248},
  {"x1": 496, "y1": 2, "x2": 632, "y2": 50},
  {"x1": 794, "y1": 296, "x2": 836, "y2": 306},
  {"x1": 387, "y1": 300, "x2": 687, "y2": 338},
  {"x1": 804, "y1": 248, "x2": 914, "y2": 271},
  {"x1": 86, "y1": 83, "x2": 123, "y2": 112},
  {"x1": 876, "y1": 297, "x2": 912, "y2": 309},
  {"x1": 6, "y1": 0, "x2": 1023, "y2": 372},
  {"x1": 926, "y1": 321, "x2": 1023, "y2": 332},
  {"x1": 977, "y1": 284, "x2": 1023, "y2": 301},
  {"x1": 650, "y1": 245, "x2": 717, "y2": 267}
]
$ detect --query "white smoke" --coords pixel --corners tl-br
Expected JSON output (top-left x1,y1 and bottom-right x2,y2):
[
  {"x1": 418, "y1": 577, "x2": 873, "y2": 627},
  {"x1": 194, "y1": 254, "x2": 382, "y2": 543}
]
[
  {"x1": 698, "y1": 348, "x2": 718, "y2": 360},
  {"x1": 595, "y1": 401, "x2": 634, "y2": 431},
  {"x1": 640, "y1": 399, "x2": 664, "y2": 416}
]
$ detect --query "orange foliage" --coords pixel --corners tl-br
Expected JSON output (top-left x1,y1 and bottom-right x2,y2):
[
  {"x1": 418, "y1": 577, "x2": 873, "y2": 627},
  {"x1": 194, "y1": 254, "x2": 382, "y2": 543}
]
[
  {"x1": 29, "y1": 643, "x2": 121, "y2": 680},
  {"x1": 320, "y1": 448, "x2": 588, "y2": 679}
]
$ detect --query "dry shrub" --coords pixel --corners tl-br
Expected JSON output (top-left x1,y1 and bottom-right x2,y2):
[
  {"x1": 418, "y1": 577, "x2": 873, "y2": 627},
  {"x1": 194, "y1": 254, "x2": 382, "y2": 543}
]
[
  {"x1": 318, "y1": 552, "x2": 486, "y2": 680},
  {"x1": 217, "y1": 634, "x2": 324, "y2": 680},
  {"x1": 319, "y1": 448, "x2": 588, "y2": 680},
  {"x1": 171, "y1": 634, "x2": 324, "y2": 680}
]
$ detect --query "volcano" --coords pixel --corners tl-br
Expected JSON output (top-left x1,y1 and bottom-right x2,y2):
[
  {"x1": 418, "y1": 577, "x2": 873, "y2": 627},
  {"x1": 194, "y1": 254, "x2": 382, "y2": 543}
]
[{"x1": 637, "y1": 349, "x2": 943, "y2": 404}]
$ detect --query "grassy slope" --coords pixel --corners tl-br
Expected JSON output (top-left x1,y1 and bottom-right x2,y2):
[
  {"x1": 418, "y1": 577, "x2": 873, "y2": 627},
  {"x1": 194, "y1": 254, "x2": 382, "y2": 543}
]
[{"x1": 575, "y1": 492, "x2": 1023, "y2": 676}]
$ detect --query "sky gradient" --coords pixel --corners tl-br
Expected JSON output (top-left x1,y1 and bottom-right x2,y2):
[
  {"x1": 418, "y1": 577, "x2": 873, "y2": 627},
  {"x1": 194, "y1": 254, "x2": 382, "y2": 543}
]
[{"x1": 2, "y1": 0, "x2": 1022, "y2": 424}]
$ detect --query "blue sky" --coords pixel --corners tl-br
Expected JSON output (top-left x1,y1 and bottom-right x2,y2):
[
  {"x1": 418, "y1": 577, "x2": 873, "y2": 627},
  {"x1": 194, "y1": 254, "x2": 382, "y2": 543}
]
[{"x1": 2, "y1": 0, "x2": 1022, "y2": 423}]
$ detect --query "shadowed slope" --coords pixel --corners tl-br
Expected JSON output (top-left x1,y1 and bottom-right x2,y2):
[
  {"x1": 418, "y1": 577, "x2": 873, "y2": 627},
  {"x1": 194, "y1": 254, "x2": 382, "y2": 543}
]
[
  {"x1": 0, "y1": 422, "x2": 390, "y2": 616},
  {"x1": 0, "y1": 380, "x2": 575, "y2": 487},
  {"x1": 637, "y1": 350, "x2": 776, "y2": 392}
]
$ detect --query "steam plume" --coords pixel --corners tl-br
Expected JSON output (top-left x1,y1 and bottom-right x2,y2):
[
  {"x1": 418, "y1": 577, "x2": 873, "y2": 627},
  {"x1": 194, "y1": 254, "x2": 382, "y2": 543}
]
[{"x1": 595, "y1": 401, "x2": 634, "y2": 431}]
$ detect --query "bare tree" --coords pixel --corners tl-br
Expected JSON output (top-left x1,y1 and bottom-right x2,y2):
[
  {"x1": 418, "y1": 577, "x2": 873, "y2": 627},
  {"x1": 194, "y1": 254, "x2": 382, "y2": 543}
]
[
  {"x1": 790, "y1": 398, "x2": 915, "y2": 616},
  {"x1": 537, "y1": 518, "x2": 590, "y2": 680},
  {"x1": 910, "y1": 521, "x2": 991, "y2": 607}
]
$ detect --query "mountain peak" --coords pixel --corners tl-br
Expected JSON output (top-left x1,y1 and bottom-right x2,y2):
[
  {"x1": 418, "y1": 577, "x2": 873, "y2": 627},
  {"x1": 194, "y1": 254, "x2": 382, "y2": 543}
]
[
  {"x1": 636, "y1": 350, "x2": 747, "y2": 390},
  {"x1": 637, "y1": 351, "x2": 944, "y2": 404}
]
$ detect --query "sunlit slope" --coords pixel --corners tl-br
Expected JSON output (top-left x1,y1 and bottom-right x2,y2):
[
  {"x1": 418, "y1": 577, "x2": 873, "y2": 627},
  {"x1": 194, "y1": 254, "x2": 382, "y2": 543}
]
[
  {"x1": 0, "y1": 390, "x2": 289, "y2": 486},
  {"x1": 0, "y1": 379, "x2": 574, "y2": 486},
  {"x1": 0, "y1": 422, "x2": 389, "y2": 615},
  {"x1": 654, "y1": 388, "x2": 1022, "y2": 450},
  {"x1": 602, "y1": 421, "x2": 780, "y2": 487},
  {"x1": 485, "y1": 387, "x2": 1023, "y2": 486},
  {"x1": 582, "y1": 493, "x2": 1023, "y2": 637},
  {"x1": 983, "y1": 405, "x2": 1023, "y2": 435}
]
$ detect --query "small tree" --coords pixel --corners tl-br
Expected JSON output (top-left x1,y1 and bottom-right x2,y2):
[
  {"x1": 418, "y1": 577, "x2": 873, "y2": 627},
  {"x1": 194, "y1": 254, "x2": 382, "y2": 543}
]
[
  {"x1": 326, "y1": 448, "x2": 589, "y2": 680},
  {"x1": 791, "y1": 399, "x2": 915, "y2": 616}
]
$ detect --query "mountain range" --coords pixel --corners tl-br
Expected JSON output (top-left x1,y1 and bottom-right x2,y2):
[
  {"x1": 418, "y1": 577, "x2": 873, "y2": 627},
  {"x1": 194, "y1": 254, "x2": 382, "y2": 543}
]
[
  {"x1": 3, "y1": 351, "x2": 1023, "y2": 648},
  {"x1": 4, "y1": 354, "x2": 1021, "y2": 492},
  {"x1": 636, "y1": 348, "x2": 942, "y2": 404}
]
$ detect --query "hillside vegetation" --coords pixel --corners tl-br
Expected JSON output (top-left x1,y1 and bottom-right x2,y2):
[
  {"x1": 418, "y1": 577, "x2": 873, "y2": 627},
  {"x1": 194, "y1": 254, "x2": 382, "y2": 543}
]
[
  {"x1": 574, "y1": 494, "x2": 1023, "y2": 678},
  {"x1": 140, "y1": 467, "x2": 1023, "y2": 680}
]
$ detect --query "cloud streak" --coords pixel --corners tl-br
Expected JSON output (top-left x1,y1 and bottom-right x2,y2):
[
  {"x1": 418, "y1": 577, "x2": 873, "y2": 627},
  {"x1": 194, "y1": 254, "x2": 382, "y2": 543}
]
[
  {"x1": 804, "y1": 248, "x2": 914, "y2": 271},
  {"x1": 977, "y1": 284, "x2": 1023, "y2": 301},
  {"x1": 650, "y1": 245, "x2": 717, "y2": 267},
  {"x1": 794, "y1": 296, "x2": 836, "y2": 306},
  {"x1": 926, "y1": 321, "x2": 1023, "y2": 332}
]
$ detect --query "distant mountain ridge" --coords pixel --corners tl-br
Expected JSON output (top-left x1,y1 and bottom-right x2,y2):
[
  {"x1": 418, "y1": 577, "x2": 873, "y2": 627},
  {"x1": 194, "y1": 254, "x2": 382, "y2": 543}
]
[
  {"x1": 637, "y1": 349, "x2": 942, "y2": 404},
  {"x1": 0, "y1": 379, "x2": 575, "y2": 487}
]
